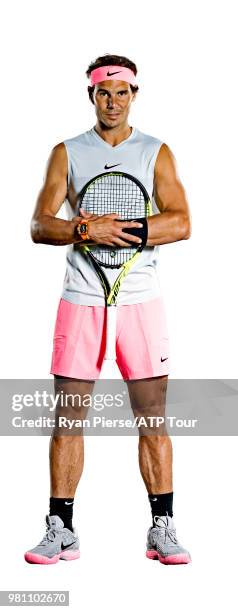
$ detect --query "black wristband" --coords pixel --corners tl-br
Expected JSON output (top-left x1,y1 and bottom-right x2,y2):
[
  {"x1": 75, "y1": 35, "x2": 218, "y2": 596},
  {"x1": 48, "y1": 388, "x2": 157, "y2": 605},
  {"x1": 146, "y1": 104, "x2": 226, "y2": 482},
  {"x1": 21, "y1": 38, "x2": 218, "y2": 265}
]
[{"x1": 120, "y1": 217, "x2": 148, "y2": 247}]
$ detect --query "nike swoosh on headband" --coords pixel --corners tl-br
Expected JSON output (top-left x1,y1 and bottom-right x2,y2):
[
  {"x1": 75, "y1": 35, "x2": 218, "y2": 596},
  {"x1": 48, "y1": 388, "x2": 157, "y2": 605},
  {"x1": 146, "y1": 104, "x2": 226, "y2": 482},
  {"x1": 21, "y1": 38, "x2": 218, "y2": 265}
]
[
  {"x1": 104, "y1": 163, "x2": 122, "y2": 169},
  {"x1": 106, "y1": 70, "x2": 122, "y2": 76}
]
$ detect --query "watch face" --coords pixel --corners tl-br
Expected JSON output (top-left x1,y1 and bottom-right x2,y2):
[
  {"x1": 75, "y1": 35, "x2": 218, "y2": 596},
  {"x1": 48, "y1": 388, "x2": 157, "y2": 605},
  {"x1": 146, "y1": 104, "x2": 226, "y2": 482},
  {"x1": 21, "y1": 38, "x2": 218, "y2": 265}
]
[{"x1": 80, "y1": 223, "x2": 87, "y2": 233}]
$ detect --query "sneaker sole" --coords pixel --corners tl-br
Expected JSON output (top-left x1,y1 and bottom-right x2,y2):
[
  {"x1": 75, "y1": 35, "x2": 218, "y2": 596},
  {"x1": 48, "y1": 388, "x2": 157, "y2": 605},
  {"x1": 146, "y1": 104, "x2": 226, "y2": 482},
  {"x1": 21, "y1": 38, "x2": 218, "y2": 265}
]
[
  {"x1": 24, "y1": 550, "x2": 80, "y2": 564},
  {"x1": 146, "y1": 550, "x2": 191, "y2": 564}
]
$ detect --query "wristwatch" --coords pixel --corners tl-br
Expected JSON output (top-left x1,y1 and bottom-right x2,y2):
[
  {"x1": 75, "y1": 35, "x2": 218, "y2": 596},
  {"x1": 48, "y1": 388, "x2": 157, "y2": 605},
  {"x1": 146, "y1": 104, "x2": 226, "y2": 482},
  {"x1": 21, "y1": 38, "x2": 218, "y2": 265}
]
[{"x1": 76, "y1": 219, "x2": 90, "y2": 241}]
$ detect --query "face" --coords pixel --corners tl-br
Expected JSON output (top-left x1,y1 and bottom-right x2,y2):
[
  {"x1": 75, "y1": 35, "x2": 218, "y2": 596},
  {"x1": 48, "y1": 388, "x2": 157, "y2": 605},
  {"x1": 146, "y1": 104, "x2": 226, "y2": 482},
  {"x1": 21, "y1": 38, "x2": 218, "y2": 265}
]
[{"x1": 92, "y1": 80, "x2": 136, "y2": 129}]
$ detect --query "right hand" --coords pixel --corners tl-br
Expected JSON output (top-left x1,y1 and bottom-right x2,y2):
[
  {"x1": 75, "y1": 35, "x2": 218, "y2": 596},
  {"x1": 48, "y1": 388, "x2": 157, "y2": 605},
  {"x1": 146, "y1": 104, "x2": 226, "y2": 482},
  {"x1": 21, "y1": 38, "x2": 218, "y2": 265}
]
[{"x1": 79, "y1": 207, "x2": 143, "y2": 247}]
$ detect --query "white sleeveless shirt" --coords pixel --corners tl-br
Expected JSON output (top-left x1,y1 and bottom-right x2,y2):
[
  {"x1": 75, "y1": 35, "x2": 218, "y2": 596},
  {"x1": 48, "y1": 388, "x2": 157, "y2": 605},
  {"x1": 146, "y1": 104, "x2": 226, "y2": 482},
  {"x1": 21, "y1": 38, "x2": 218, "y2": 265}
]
[{"x1": 61, "y1": 126, "x2": 163, "y2": 306}]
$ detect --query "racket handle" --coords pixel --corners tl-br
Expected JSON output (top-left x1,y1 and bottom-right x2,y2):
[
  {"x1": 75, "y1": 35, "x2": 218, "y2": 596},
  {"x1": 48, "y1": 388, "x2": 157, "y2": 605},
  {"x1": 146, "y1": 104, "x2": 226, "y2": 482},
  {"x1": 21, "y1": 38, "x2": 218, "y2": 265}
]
[{"x1": 105, "y1": 305, "x2": 117, "y2": 361}]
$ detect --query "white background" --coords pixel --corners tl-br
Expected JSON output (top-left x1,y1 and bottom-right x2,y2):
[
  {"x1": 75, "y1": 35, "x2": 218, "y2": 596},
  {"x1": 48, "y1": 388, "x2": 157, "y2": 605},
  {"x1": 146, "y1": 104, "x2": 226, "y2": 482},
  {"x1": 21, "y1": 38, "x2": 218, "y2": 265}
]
[{"x1": 0, "y1": 0, "x2": 237, "y2": 610}]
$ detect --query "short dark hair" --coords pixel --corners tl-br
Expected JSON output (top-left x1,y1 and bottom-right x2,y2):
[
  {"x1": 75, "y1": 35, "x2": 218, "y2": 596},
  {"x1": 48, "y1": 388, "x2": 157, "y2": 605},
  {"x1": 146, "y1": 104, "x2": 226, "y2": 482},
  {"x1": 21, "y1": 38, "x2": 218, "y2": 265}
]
[{"x1": 86, "y1": 53, "x2": 139, "y2": 103}]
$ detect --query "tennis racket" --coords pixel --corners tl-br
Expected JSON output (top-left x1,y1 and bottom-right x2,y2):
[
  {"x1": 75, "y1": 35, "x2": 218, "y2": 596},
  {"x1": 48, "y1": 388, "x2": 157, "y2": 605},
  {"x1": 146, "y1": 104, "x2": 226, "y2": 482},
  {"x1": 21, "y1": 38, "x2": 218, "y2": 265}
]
[{"x1": 78, "y1": 172, "x2": 152, "y2": 361}]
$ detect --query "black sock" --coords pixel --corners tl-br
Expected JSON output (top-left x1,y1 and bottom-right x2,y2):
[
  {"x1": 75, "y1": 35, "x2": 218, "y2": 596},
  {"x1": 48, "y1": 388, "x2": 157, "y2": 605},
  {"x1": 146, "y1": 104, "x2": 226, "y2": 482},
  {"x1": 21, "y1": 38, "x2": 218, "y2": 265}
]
[
  {"x1": 148, "y1": 492, "x2": 173, "y2": 526},
  {"x1": 49, "y1": 497, "x2": 74, "y2": 532}
]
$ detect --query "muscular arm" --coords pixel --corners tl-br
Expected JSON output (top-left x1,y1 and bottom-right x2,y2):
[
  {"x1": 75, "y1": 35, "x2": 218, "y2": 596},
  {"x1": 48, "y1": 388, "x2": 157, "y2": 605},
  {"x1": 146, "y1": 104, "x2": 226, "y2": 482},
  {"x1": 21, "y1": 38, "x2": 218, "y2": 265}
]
[
  {"x1": 147, "y1": 143, "x2": 191, "y2": 246},
  {"x1": 31, "y1": 143, "x2": 83, "y2": 245},
  {"x1": 31, "y1": 143, "x2": 143, "y2": 247}
]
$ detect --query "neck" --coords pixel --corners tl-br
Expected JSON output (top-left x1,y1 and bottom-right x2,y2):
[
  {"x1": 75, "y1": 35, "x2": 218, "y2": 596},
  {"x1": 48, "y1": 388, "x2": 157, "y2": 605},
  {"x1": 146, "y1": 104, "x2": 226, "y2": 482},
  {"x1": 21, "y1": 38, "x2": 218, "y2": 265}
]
[{"x1": 94, "y1": 121, "x2": 132, "y2": 147}]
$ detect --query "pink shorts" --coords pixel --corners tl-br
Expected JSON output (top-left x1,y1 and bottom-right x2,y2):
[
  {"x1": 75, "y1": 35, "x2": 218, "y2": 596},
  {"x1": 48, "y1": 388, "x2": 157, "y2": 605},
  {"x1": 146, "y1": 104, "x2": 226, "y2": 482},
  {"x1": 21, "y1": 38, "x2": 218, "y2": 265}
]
[{"x1": 50, "y1": 297, "x2": 170, "y2": 380}]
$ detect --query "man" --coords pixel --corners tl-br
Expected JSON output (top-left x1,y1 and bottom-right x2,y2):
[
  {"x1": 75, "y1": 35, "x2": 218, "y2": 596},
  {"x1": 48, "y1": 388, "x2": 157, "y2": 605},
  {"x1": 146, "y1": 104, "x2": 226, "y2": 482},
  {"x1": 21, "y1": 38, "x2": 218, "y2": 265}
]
[{"x1": 25, "y1": 54, "x2": 191, "y2": 565}]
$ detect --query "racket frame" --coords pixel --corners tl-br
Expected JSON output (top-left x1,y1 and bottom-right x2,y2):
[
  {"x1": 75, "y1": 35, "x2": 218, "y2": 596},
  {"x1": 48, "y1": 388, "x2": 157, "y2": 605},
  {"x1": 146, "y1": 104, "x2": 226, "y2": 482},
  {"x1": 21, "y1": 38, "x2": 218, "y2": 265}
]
[{"x1": 78, "y1": 171, "x2": 152, "y2": 361}]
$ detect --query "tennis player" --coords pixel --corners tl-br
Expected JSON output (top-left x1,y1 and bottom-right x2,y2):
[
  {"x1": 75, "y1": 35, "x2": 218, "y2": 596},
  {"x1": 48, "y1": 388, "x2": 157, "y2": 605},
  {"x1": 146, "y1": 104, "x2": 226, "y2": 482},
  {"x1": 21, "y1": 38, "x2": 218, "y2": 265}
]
[{"x1": 25, "y1": 54, "x2": 192, "y2": 565}]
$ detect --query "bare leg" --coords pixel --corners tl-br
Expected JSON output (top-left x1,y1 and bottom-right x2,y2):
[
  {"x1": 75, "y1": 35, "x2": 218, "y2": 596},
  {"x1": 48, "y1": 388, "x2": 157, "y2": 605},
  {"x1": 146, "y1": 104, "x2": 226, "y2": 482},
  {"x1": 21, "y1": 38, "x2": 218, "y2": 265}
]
[
  {"x1": 49, "y1": 376, "x2": 95, "y2": 498},
  {"x1": 127, "y1": 376, "x2": 172, "y2": 494}
]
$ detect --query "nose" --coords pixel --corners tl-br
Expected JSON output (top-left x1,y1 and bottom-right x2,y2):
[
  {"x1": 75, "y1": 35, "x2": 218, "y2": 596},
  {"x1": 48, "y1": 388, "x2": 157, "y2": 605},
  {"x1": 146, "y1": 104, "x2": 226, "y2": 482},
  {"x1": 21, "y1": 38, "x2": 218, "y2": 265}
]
[{"x1": 107, "y1": 95, "x2": 117, "y2": 108}]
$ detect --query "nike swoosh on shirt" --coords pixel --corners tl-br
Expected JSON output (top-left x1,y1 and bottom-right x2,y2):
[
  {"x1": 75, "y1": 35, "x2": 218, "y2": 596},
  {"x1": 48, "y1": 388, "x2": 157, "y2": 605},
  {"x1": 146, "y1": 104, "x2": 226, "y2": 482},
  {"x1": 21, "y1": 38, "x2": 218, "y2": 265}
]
[
  {"x1": 161, "y1": 357, "x2": 168, "y2": 362},
  {"x1": 104, "y1": 163, "x2": 122, "y2": 170}
]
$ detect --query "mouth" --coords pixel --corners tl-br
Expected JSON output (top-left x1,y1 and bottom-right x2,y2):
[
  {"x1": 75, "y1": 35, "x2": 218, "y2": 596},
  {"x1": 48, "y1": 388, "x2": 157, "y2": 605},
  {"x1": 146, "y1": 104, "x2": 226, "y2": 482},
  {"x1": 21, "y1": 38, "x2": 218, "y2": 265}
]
[{"x1": 106, "y1": 113, "x2": 121, "y2": 118}]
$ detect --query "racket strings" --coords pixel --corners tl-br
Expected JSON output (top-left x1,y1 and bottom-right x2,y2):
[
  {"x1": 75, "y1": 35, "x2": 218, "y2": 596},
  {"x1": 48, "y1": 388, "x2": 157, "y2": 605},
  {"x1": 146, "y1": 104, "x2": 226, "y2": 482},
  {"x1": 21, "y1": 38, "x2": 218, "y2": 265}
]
[
  {"x1": 90, "y1": 247, "x2": 135, "y2": 269},
  {"x1": 82, "y1": 174, "x2": 145, "y2": 218},
  {"x1": 80, "y1": 174, "x2": 146, "y2": 267}
]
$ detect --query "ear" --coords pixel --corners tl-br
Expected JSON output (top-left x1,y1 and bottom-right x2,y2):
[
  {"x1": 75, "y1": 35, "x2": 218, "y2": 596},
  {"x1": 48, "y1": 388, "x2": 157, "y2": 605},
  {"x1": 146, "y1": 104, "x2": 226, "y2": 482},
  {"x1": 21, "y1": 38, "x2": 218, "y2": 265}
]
[
  {"x1": 88, "y1": 93, "x2": 94, "y2": 105},
  {"x1": 87, "y1": 86, "x2": 95, "y2": 105}
]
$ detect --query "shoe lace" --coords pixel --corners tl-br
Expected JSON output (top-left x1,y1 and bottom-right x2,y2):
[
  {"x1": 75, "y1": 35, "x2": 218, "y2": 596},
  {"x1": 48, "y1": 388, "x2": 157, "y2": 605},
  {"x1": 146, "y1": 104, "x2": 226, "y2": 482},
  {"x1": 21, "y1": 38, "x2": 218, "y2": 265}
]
[
  {"x1": 39, "y1": 525, "x2": 59, "y2": 546},
  {"x1": 153, "y1": 516, "x2": 178, "y2": 544}
]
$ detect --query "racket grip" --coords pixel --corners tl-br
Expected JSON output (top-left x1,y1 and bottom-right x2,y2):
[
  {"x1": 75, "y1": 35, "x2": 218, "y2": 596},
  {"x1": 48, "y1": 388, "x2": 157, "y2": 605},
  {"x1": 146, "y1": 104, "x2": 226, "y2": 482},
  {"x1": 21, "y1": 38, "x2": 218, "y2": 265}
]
[{"x1": 105, "y1": 305, "x2": 117, "y2": 361}]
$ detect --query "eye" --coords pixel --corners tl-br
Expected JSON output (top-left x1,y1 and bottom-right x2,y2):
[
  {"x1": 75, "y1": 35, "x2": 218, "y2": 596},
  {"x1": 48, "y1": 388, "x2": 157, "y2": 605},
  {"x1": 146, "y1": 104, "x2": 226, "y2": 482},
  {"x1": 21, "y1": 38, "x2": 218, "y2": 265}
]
[{"x1": 117, "y1": 91, "x2": 127, "y2": 96}]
